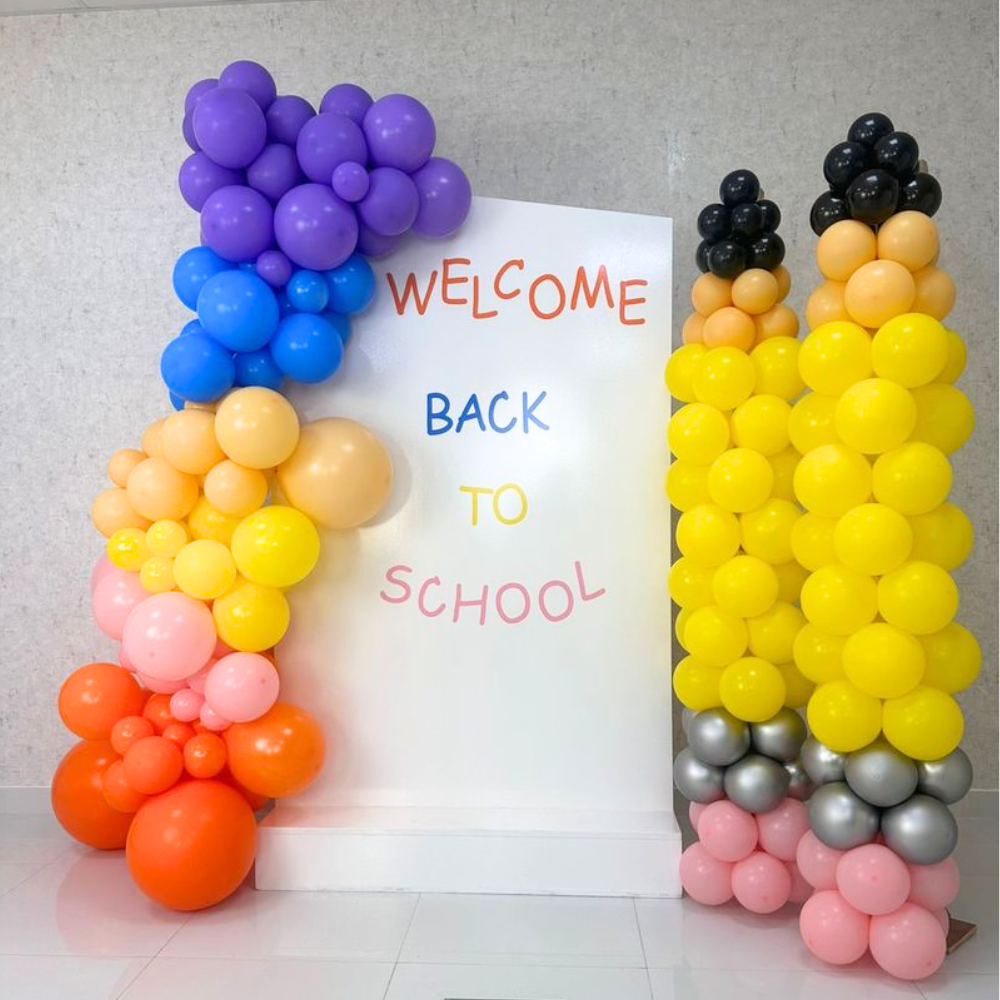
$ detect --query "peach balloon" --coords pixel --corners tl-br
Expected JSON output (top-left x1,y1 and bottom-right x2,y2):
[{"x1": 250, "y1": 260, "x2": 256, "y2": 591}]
[
  {"x1": 141, "y1": 419, "x2": 165, "y2": 458},
  {"x1": 877, "y1": 211, "x2": 939, "y2": 272},
  {"x1": 702, "y1": 306, "x2": 755, "y2": 350},
  {"x1": 161, "y1": 410, "x2": 225, "y2": 475},
  {"x1": 912, "y1": 265, "x2": 957, "y2": 320},
  {"x1": 91, "y1": 487, "x2": 151, "y2": 537},
  {"x1": 126, "y1": 457, "x2": 199, "y2": 521},
  {"x1": 682, "y1": 312, "x2": 706, "y2": 345},
  {"x1": 203, "y1": 460, "x2": 270, "y2": 517},
  {"x1": 215, "y1": 387, "x2": 300, "y2": 470},
  {"x1": 107, "y1": 449, "x2": 146, "y2": 487},
  {"x1": 732, "y1": 269, "x2": 780, "y2": 315},
  {"x1": 816, "y1": 220, "x2": 877, "y2": 282},
  {"x1": 772, "y1": 264, "x2": 792, "y2": 301},
  {"x1": 754, "y1": 303, "x2": 799, "y2": 342},
  {"x1": 806, "y1": 281, "x2": 849, "y2": 330},
  {"x1": 691, "y1": 273, "x2": 732, "y2": 316},
  {"x1": 844, "y1": 260, "x2": 916, "y2": 329}
]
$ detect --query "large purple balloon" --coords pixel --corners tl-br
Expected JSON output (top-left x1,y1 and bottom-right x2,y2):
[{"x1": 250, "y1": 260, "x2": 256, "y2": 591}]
[
  {"x1": 266, "y1": 95, "x2": 315, "y2": 146},
  {"x1": 247, "y1": 144, "x2": 303, "y2": 204},
  {"x1": 182, "y1": 112, "x2": 199, "y2": 152},
  {"x1": 356, "y1": 167, "x2": 419, "y2": 237},
  {"x1": 219, "y1": 60, "x2": 277, "y2": 111},
  {"x1": 274, "y1": 183, "x2": 358, "y2": 271},
  {"x1": 363, "y1": 94, "x2": 436, "y2": 172},
  {"x1": 357, "y1": 223, "x2": 402, "y2": 258},
  {"x1": 179, "y1": 152, "x2": 244, "y2": 212},
  {"x1": 319, "y1": 83, "x2": 373, "y2": 125},
  {"x1": 201, "y1": 185, "x2": 274, "y2": 263},
  {"x1": 184, "y1": 78, "x2": 218, "y2": 115},
  {"x1": 192, "y1": 88, "x2": 267, "y2": 169},
  {"x1": 411, "y1": 157, "x2": 473, "y2": 238},
  {"x1": 296, "y1": 113, "x2": 368, "y2": 184}
]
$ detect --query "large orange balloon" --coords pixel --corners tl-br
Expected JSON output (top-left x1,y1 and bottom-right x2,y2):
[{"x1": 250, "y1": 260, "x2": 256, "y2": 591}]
[
  {"x1": 126, "y1": 780, "x2": 257, "y2": 911},
  {"x1": 58, "y1": 662, "x2": 147, "y2": 740},
  {"x1": 51, "y1": 740, "x2": 133, "y2": 849},
  {"x1": 225, "y1": 702, "x2": 326, "y2": 798}
]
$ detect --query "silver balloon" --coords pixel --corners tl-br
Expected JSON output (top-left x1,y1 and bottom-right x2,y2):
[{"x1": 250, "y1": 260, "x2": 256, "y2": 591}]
[
  {"x1": 723, "y1": 753, "x2": 789, "y2": 813},
  {"x1": 750, "y1": 708, "x2": 807, "y2": 762},
  {"x1": 881, "y1": 794, "x2": 959, "y2": 865},
  {"x1": 688, "y1": 708, "x2": 751, "y2": 767},
  {"x1": 917, "y1": 748, "x2": 974, "y2": 805},
  {"x1": 800, "y1": 737, "x2": 846, "y2": 786},
  {"x1": 845, "y1": 742, "x2": 918, "y2": 808},
  {"x1": 673, "y1": 747, "x2": 726, "y2": 804},
  {"x1": 784, "y1": 758, "x2": 818, "y2": 801},
  {"x1": 681, "y1": 707, "x2": 697, "y2": 738},
  {"x1": 808, "y1": 782, "x2": 880, "y2": 850}
]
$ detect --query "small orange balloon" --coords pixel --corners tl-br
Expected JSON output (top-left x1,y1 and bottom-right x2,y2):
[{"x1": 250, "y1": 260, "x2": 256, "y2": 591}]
[
  {"x1": 58, "y1": 662, "x2": 147, "y2": 740},
  {"x1": 691, "y1": 273, "x2": 733, "y2": 316},
  {"x1": 844, "y1": 260, "x2": 916, "y2": 329},
  {"x1": 805, "y1": 281, "x2": 849, "y2": 330},
  {"x1": 126, "y1": 457, "x2": 200, "y2": 521},
  {"x1": 101, "y1": 760, "x2": 148, "y2": 813},
  {"x1": 184, "y1": 732, "x2": 228, "y2": 778},
  {"x1": 108, "y1": 449, "x2": 146, "y2": 488},
  {"x1": 754, "y1": 303, "x2": 800, "y2": 342},
  {"x1": 51, "y1": 740, "x2": 132, "y2": 849},
  {"x1": 123, "y1": 736, "x2": 184, "y2": 795},
  {"x1": 110, "y1": 714, "x2": 155, "y2": 756},
  {"x1": 91, "y1": 487, "x2": 151, "y2": 538},
  {"x1": 702, "y1": 306, "x2": 756, "y2": 350},
  {"x1": 816, "y1": 220, "x2": 877, "y2": 281},
  {"x1": 142, "y1": 693, "x2": 177, "y2": 735},
  {"x1": 203, "y1": 460, "x2": 269, "y2": 517},
  {"x1": 912, "y1": 265, "x2": 957, "y2": 320},
  {"x1": 142, "y1": 419, "x2": 165, "y2": 458},
  {"x1": 877, "y1": 211, "x2": 939, "y2": 272},
  {"x1": 732, "y1": 269, "x2": 780, "y2": 315},
  {"x1": 161, "y1": 409, "x2": 226, "y2": 475},
  {"x1": 682, "y1": 312, "x2": 706, "y2": 345},
  {"x1": 772, "y1": 265, "x2": 792, "y2": 301},
  {"x1": 162, "y1": 722, "x2": 197, "y2": 751}
]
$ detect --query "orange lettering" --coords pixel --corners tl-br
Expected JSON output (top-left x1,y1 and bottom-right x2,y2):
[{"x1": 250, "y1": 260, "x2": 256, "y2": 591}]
[
  {"x1": 570, "y1": 265, "x2": 613, "y2": 310},
  {"x1": 528, "y1": 273, "x2": 566, "y2": 320},
  {"x1": 619, "y1": 279, "x2": 648, "y2": 326},
  {"x1": 494, "y1": 259, "x2": 524, "y2": 300},
  {"x1": 386, "y1": 270, "x2": 438, "y2": 316},
  {"x1": 441, "y1": 257, "x2": 470, "y2": 305},
  {"x1": 471, "y1": 275, "x2": 499, "y2": 320}
]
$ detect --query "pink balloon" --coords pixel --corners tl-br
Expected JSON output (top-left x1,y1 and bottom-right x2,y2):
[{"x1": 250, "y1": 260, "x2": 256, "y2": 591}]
[
  {"x1": 799, "y1": 888, "x2": 870, "y2": 965},
  {"x1": 90, "y1": 554, "x2": 115, "y2": 593},
  {"x1": 836, "y1": 844, "x2": 911, "y2": 916},
  {"x1": 92, "y1": 567, "x2": 148, "y2": 640},
  {"x1": 213, "y1": 636, "x2": 235, "y2": 658},
  {"x1": 698, "y1": 800, "x2": 759, "y2": 863},
  {"x1": 199, "y1": 701, "x2": 231, "y2": 732},
  {"x1": 931, "y1": 908, "x2": 950, "y2": 934},
  {"x1": 869, "y1": 902, "x2": 946, "y2": 980},
  {"x1": 732, "y1": 851, "x2": 792, "y2": 914},
  {"x1": 169, "y1": 688, "x2": 204, "y2": 722},
  {"x1": 796, "y1": 830, "x2": 845, "y2": 890},
  {"x1": 186, "y1": 660, "x2": 214, "y2": 694},
  {"x1": 121, "y1": 591, "x2": 215, "y2": 682},
  {"x1": 118, "y1": 646, "x2": 134, "y2": 671},
  {"x1": 679, "y1": 842, "x2": 734, "y2": 906},
  {"x1": 689, "y1": 801, "x2": 708, "y2": 831},
  {"x1": 204, "y1": 652, "x2": 280, "y2": 723},
  {"x1": 757, "y1": 798, "x2": 810, "y2": 862},
  {"x1": 907, "y1": 857, "x2": 960, "y2": 911},
  {"x1": 787, "y1": 861, "x2": 814, "y2": 904},
  {"x1": 136, "y1": 671, "x2": 186, "y2": 695}
]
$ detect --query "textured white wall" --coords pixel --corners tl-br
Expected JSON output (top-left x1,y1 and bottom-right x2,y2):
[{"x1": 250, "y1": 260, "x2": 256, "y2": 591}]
[{"x1": 0, "y1": 0, "x2": 996, "y2": 788}]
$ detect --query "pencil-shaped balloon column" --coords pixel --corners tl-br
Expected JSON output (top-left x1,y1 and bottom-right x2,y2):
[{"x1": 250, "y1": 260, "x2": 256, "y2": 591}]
[
  {"x1": 795, "y1": 113, "x2": 978, "y2": 981},
  {"x1": 667, "y1": 171, "x2": 816, "y2": 913}
]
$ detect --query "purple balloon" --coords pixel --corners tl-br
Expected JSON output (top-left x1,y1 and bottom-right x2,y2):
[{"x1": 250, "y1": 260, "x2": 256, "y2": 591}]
[
  {"x1": 266, "y1": 95, "x2": 315, "y2": 146},
  {"x1": 357, "y1": 223, "x2": 402, "y2": 258},
  {"x1": 411, "y1": 157, "x2": 473, "y2": 238},
  {"x1": 219, "y1": 59, "x2": 277, "y2": 111},
  {"x1": 274, "y1": 183, "x2": 358, "y2": 271},
  {"x1": 182, "y1": 111, "x2": 199, "y2": 152},
  {"x1": 256, "y1": 249, "x2": 293, "y2": 288},
  {"x1": 192, "y1": 87, "x2": 267, "y2": 169},
  {"x1": 247, "y1": 144, "x2": 303, "y2": 203},
  {"x1": 179, "y1": 152, "x2": 244, "y2": 212},
  {"x1": 319, "y1": 83, "x2": 373, "y2": 125},
  {"x1": 356, "y1": 167, "x2": 419, "y2": 237},
  {"x1": 363, "y1": 94, "x2": 436, "y2": 172},
  {"x1": 296, "y1": 112, "x2": 368, "y2": 184},
  {"x1": 201, "y1": 185, "x2": 274, "y2": 263},
  {"x1": 185, "y1": 78, "x2": 218, "y2": 115},
  {"x1": 332, "y1": 161, "x2": 369, "y2": 203}
]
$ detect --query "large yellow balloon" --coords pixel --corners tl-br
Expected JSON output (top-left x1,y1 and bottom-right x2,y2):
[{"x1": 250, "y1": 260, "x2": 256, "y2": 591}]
[
  {"x1": 834, "y1": 378, "x2": 916, "y2": 455},
  {"x1": 707, "y1": 448, "x2": 774, "y2": 513},
  {"x1": 780, "y1": 663, "x2": 816, "y2": 710},
  {"x1": 173, "y1": 539, "x2": 237, "y2": 600},
  {"x1": 711, "y1": 555, "x2": 778, "y2": 618},
  {"x1": 231, "y1": 506, "x2": 321, "y2": 589},
  {"x1": 215, "y1": 387, "x2": 300, "y2": 470},
  {"x1": 675, "y1": 505, "x2": 741, "y2": 567},
  {"x1": 790, "y1": 512, "x2": 838, "y2": 571},
  {"x1": 937, "y1": 329, "x2": 966, "y2": 384},
  {"x1": 807, "y1": 680, "x2": 883, "y2": 753},
  {"x1": 740, "y1": 498, "x2": 800, "y2": 565},
  {"x1": 833, "y1": 502, "x2": 912, "y2": 576},
  {"x1": 719, "y1": 657, "x2": 786, "y2": 723},
  {"x1": 161, "y1": 409, "x2": 226, "y2": 475},
  {"x1": 871, "y1": 313, "x2": 948, "y2": 388},
  {"x1": 212, "y1": 579, "x2": 290, "y2": 652},
  {"x1": 773, "y1": 560, "x2": 809, "y2": 604},
  {"x1": 673, "y1": 656, "x2": 724, "y2": 711},
  {"x1": 665, "y1": 461, "x2": 712, "y2": 512},
  {"x1": 877, "y1": 560, "x2": 958, "y2": 635},
  {"x1": 882, "y1": 686, "x2": 964, "y2": 761},
  {"x1": 909, "y1": 383, "x2": 974, "y2": 455},
  {"x1": 798, "y1": 322, "x2": 872, "y2": 396},
  {"x1": 664, "y1": 344, "x2": 706, "y2": 403},
  {"x1": 843, "y1": 622, "x2": 925, "y2": 699},
  {"x1": 788, "y1": 393, "x2": 839, "y2": 454},
  {"x1": 667, "y1": 403, "x2": 730, "y2": 465},
  {"x1": 675, "y1": 607, "x2": 693, "y2": 651},
  {"x1": 746, "y1": 601, "x2": 805, "y2": 664},
  {"x1": 731, "y1": 395, "x2": 791, "y2": 456},
  {"x1": 793, "y1": 624, "x2": 846, "y2": 684},
  {"x1": 920, "y1": 623, "x2": 981, "y2": 693},
  {"x1": 276, "y1": 418, "x2": 395, "y2": 529},
  {"x1": 692, "y1": 347, "x2": 755, "y2": 410},
  {"x1": 793, "y1": 444, "x2": 871, "y2": 518},
  {"x1": 668, "y1": 557, "x2": 715, "y2": 610},
  {"x1": 908, "y1": 503, "x2": 973, "y2": 570},
  {"x1": 800, "y1": 564, "x2": 878, "y2": 636},
  {"x1": 683, "y1": 605, "x2": 748, "y2": 668},
  {"x1": 768, "y1": 448, "x2": 800, "y2": 503},
  {"x1": 750, "y1": 337, "x2": 805, "y2": 400},
  {"x1": 872, "y1": 442, "x2": 952, "y2": 515}
]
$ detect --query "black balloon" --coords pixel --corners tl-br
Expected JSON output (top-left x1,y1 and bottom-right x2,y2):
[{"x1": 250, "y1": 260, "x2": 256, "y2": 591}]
[
  {"x1": 823, "y1": 141, "x2": 872, "y2": 193},
  {"x1": 730, "y1": 202, "x2": 765, "y2": 240},
  {"x1": 848, "y1": 112, "x2": 895, "y2": 149},
  {"x1": 708, "y1": 239, "x2": 747, "y2": 279},
  {"x1": 875, "y1": 131, "x2": 920, "y2": 178},
  {"x1": 695, "y1": 239, "x2": 712, "y2": 273},
  {"x1": 810, "y1": 191, "x2": 851, "y2": 235},
  {"x1": 898, "y1": 172, "x2": 942, "y2": 217},
  {"x1": 846, "y1": 169, "x2": 899, "y2": 225},
  {"x1": 719, "y1": 169, "x2": 760, "y2": 207},
  {"x1": 747, "y1": 231, "x2": 785, "y2": 270},
  {"x1": 697, "y1": 203, "x2": 730, "y2": 242},
  {"x1": 758, "y1": 198, "x2": 781, "y2": 231}
]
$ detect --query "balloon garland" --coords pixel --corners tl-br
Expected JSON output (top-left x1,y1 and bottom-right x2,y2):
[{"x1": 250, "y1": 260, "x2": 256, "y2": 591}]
[{"x1": 52, "y1": 60, "x2": 472, "y2": 912}]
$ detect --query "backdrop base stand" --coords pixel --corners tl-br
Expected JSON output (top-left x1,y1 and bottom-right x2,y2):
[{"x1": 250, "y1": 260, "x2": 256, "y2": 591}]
[{"x1": 946, "y1": 917, "x2": 977, "y2": 953}]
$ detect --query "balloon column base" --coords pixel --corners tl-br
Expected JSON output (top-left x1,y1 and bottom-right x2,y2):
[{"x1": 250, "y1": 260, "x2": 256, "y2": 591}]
[{"x1": 946, "y1": 917, "x2": 977, "y2": 953}]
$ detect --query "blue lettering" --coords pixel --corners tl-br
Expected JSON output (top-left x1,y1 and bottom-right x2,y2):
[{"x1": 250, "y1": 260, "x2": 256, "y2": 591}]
[
  {"x1": 427, "y1": 393, "x2": 453, "y2": 435},
  {"x1": 522, "y1": 391, "x2": 549, "y2": 432},
  {"x1": 488, "y1": 392, "x2": 516, "y2": 433},
  {"x1": 456, "y1": 394, "x2": 486, "y2": 433}
]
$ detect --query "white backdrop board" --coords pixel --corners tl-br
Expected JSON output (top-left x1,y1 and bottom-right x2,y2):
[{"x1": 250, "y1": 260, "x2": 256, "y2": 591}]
[{"x1": 258, "y1": 197, "x2": 680, "y2": 896}]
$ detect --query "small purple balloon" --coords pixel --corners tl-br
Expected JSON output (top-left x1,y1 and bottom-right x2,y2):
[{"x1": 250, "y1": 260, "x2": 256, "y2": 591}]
[
  {"x1": 319, "y1": 83, "x2": 374, "y2": 125},
  {"x1": 192, "y1": 87, "x2": 267, "y2": 169},
  {"x1": 256, "y1": 249, "x2": 293, "y2": 288},
  {"x1": 266, "y1": 95, "x2": 315, "y2": 146},
  {"x1": 411, "y1": 157, "x2": 473, "y2": 238},
  {"x1": 179, "y1": 152, "x2": 244, "y2": 212},
  {"x1": 201, "y1": 184, "x2": 274, "y2": 263},
  {"x1": 247, "y1": 143, "x2": 303, "y2": 204},
  {"x1": 182, "y1": 111, "x2": 200, "y2": 152},
  {"x1": 363, "y1": 94, "x2": 436, "y2": 172},
  {"x1": 332, "y1": 161, "x2": 369, "y2": 203},
  {"x1": 356, "y1": 223, "x2": 402, "y2": 258},
  {"x1": 356, "y1": 167, "x2": 419, "y2": 237},
  {"x1": 274, "y1": 183, "x2": 359, "y2": 271},
  {"x1": 296, "y1": 112, "x2": 368, "y2": 184},
  {"x1": 219, "y1": 59, "x2": 277, "y2": 111},
  {"x1": 184, "y1": 78, "x2": 218, "y2": 116}
]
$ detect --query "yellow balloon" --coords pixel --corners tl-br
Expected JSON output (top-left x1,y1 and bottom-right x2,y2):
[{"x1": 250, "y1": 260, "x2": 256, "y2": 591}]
[
  {"x1": 145, "y1": 519, "x2": 189, "y2": 558},
  {"x1": 800, "y1": 564, "x2": 878, "y2": 636},
  {"x1": 668, "y1": 557, "x2": 715, "y2": 610},
  {"x1": 780, "y1": 663, "x2": 816, "y2": 710},
  {"x1": 719, "y1": 657, "x2": 786, "y2": 723},
  {"x1": 173, "y1": 539, "x2": 237, "y2": 600},
  {"x1": 673, "y1": 656, "x2": 724, "y2": 711},
  {"x1": 793, "y1": 624, "x2": 846, "y2": 684},
  {"x1": 675, "y1": 607, "x2": 693, "y2": 652},
  {"x1": 871, "y1": 313, "x2": 948, "y2": 388},
  {"x1": 676, "y1": 505, "x2": 741, "y2": 567},
  {"x1": 107, "y1": 528, "x2": 150, "y2": 571},
  {"x1": 794, "y1": 444, "x2": 872, "y2": 517},
  {"x1": 909, "y1": 383, "x2": 974, "y2": 455},
  {"x1": 877, "y1": 560, "x2": 958, "y2": 635},
  {"x1": 683, "y1": 605, "x2": 748, "y2": 668},
  {"x1": 231, "y1": 506, "x2": 321, "y2": 589},
  {"x1": 843, "y1": 622, "x2": 925, "y2": 699},
  {"x1": 187, "y1": 496, "x2": 243, "y2": 546},
  {"x1": 773, "y1": 560, "x2": 809, "y2": 604},
  {"x1": 920, "y1": 623, "x2": 981, "y2": 693},
  {"x1": 215, "y1": 387, "x2": 300, "y2": 470},
  {"x1": 731, "y1": 395, "x2": 792, "y2": 456},
  {"x1": 212, "y1": 578, "x2": 290, "y2": 652},
  {"x1": 807, "y1": 680, "x2": 883, "y2": 753},
  {"x1": 740, "y1": 499, "x2": 800, "y2": 565},
  {"x1": 937, "y1": 329, "x2": 966, "y2": 384},
  {"x1": 882, "y1": 686, "x2": 964, "y2": 761},
  {"x1": 790, "y1": 512, "x2": 838, "y2": 571},
  {"x1": 833, "y1": 502, "x2": 912, "y2": 576},
  {"x1": 711, "y1": 555, "x2": 779, "y2": 618},
  {"x1": 664, "y1": 344, "x2": 706, "y2": 403},
  {"x1": 834, "y1": 378, "x2": 916, "y2": 455},
  {"x1": 798, "y1": 321, "x2": 872, "y2": 396},
  {"x1": 692, "y1": 347, "x2": 756, "y2": 410},
  {"x1": 751, "y1": 337, "x2": 805, "y2": 400},
  {"x1": 746, "y1": 601, "x2": 805, "y2": 663},
  {"x1": 707, "y1": 448, "x2": 773, "y2": 513},
  {"x1": 203, "y1": 460, "x2": 270, "y2": 518},
  {"x1": 161, "y1": 409, "x2": 226, "y2": 475},
  {"x1": 872, "y1": 442, "x2": 952, "y2": 515},
  {"x1": 665, "y1": 461, "x2": 712, "y2": 512},
  {"x1": 788, "y1": 393, "x2": 839, "y2": 454},
  {"x1": 908, "y1": 503, "x2": 973, "y2": 570},
  {"x1": 768, "y1": 447, "x2": 800, "y2": 503},
  {"x1": 139, "y1": 555, "x2": 175, "y2": 594}
]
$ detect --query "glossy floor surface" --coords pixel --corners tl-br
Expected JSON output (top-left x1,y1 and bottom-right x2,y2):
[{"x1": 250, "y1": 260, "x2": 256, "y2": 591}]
[{"x1": 0, "y1": 797, "x2": 996, "y2": 1000}]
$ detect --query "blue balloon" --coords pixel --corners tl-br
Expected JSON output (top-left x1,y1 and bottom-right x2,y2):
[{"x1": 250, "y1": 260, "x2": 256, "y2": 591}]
[
  {"x1": 169, "y1": 391, "x2": 185, "y2": 411},
  {"x1": 239, "y1": 261, "x2": 257, "y2": 273},
  {"x1": 197, "y1": 269, "x2": 279, "y2": 352},
  {"x1": 325, "y1": 252, "x2": 375, "y2": 314},
  {"x1": 320, "y1": 310, "x2": 351, "y2": 346},
  {"x1": 235, "y1": 347, "x2": 285, "y2": 391},
  {"x1": 275, "y1": 291, "x2": 296, "y2": 317},
  {"x1": 270, "y1": 313, "x2": 344, "y2": 383},
  {"x1": 180, "y1": 319, "x2": 204, "y2": 337},
  {"x1": 161, "y1": 332, "x2": 235, "y2": 402},
  {"x1": 172, "y1": 246, "x2": 230, "y2": 310},
  {"x1": 286, "y1": 270, "x2": 330, "y2": 313}
]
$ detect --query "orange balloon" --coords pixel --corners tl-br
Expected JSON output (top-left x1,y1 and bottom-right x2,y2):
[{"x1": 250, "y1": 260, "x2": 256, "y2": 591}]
[
  {"x1": 203, "y1": 460, "x2": 269, "y2": 517},
  {"x1": 877, "y1": 211, "x2": 939, "y2": 272},
  {"x1": 162, "y1": 723, "x2": 196, "y2": 751},
  {"x1": 108, "y1": 449, "x2": 146, "y2": 488},
  {"x1": 91, "y1": 487, "x2": 151, "y2": 538},
  {"x1": 51, "y1": 740, "x2": 132, "y2": 849},
  {"x1": 754, "y1": 303, "x2": 800, "y2": 342},
  {"x1": 101, "y1": 759, "x2": 148, "y2": 813},
  {"x1": 225, "y1": 702, "x2": 326, "y2": 798},
  {"x1": 912, "y1": 265, "x2": 957, "y2": 320},
  {"x1": 844, "y1": 260, "x2": 916, "y2": 329},
  {"x1": 816, "y1": 220, "x2": 877, "y2": 281},
  {"x1": 732, "y1": 269, "x2": 780, "y2": 315},
  {"x1": 58, "y1": 663, "x2": 147, "y2": 740},
  {"x1": 691, "y1": 273, "x2": 732, "y2": 316},
  {"x1": 682, "y1": 312, "x2": 706, "y2": 345},
  {"x1": 184, "y1": 732, "x2": 228, "y2": 778},
  {"x1": 142, "y1": 693, "x2": 178, "y2": 735},
  {"x1": 127, "y1": 457, "x2": 200, "y2": 521},
  {"x1": 217, "y1": 767, "x2": 270, "y2": 811},
  {"x1": 123, "y1": 736, "x2": 184, "y2": 795},
  {"x1": 703, "y1": 306, "x2": 756, "y2": 350},
  {"x1": 772, "y1": 264, "x2": 792, "y2": 301},
  {"x1": 805, "y1": 281, "x2": 849, "y2": 330},
  {"x1": 161, "y1": 409, "x2": 225, "y2": 475},
  {"x1": 110, "y1": 715, "x2": 155, "y2": 756},
  {"x1": 126, "y1": 780, "x2": 257, "y2": 911},
  {"x1": 142, "y1": 419, "x2": 166, "y2": 458}
]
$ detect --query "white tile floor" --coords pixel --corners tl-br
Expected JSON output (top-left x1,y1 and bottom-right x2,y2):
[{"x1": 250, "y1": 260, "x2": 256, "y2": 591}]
[{"x1": 0, "y1": 801, "x2": 995, "y2": 1000}]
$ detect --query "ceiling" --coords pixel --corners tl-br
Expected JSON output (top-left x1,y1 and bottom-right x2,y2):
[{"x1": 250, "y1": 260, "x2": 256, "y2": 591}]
[{"x1": 1, "y1": 0, "x2": 316, "y2": 15}]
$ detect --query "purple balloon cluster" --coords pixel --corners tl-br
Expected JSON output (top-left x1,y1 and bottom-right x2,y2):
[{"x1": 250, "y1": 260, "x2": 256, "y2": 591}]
[{"x1": 179, "y1": 60, "x2": 473, "y2": 273}]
